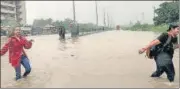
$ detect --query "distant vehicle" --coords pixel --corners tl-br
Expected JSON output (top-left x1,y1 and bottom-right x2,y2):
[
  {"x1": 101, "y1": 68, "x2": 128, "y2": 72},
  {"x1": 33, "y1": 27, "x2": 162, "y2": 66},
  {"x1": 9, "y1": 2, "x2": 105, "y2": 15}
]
[{"x1": 116, "y1": 25, "x2": 120, "y2": 30}]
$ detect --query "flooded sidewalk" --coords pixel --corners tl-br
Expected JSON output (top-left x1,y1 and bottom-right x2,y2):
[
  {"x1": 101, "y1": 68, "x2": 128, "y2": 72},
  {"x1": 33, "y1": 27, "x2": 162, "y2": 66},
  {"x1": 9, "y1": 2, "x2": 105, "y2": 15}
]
[{"x1": 1, "y1": 30, "x2": 179, "y2": 88}]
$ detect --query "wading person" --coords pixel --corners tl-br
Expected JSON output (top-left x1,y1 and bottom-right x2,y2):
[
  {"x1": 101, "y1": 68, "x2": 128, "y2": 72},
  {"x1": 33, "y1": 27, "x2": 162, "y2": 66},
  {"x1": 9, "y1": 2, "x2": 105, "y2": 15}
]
[
  {"x1": 139, "y1": 24, "x2": 179, "y2": 83},
  {"x1": 59, "y1": 26, "x2": 65, "y2": 40},
  {"x1": 61, "y1": 26, "x2": 65, "y2": 39},
  {"x1": 0, "y1": 27, "x2": 34, "y2": 81}
]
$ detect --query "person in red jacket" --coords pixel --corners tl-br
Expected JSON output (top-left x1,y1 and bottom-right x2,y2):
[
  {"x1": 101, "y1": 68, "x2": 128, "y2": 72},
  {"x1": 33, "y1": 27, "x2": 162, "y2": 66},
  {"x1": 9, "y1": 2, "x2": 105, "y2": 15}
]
[{"x1": 0, "y1": 27, "x2": 34, "y2": 80}]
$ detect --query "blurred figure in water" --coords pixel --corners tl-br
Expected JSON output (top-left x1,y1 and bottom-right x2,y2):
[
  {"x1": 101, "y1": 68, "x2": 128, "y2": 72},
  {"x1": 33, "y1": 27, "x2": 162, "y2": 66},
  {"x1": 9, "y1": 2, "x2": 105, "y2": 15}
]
[{"x1": 58, "y1": 26, "x2": 65, "y2": 40}]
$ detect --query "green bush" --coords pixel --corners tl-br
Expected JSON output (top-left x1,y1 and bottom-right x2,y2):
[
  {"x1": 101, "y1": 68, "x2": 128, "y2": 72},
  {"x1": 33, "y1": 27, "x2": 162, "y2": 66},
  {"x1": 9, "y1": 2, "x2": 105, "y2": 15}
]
[
  {"x1": 122, "y1": 23, "x2": 172, "y2": 32},
  {"x1": 151, "y1": 24, "x2": 169, "y2": 32}
]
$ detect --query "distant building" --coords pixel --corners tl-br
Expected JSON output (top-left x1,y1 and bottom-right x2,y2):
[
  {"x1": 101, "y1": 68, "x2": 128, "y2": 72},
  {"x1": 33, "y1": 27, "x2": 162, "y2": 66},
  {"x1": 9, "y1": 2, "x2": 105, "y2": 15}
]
[
  {"x1": 31, "y1": 27, "x2": 43, "y2": 35},
  {"x1": 43, "y1": 24, "x2": 57, "y2": 34},
  {"x1": 1, "y1": 1, "x2": 26, "y2": 25},
  {"x1": 21, "y1": 25, "x2": 32, "y2": 36}
]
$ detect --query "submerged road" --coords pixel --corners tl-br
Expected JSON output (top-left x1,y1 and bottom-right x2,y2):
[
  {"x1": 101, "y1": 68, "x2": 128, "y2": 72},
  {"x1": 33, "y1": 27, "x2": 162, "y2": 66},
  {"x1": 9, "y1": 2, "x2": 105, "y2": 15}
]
[{"x1": 1, "y1": 30, "x2": 179, "y2": 88}]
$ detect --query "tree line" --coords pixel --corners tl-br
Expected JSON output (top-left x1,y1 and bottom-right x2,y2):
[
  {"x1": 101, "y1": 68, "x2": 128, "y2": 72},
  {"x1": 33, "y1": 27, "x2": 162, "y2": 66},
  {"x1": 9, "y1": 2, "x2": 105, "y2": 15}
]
[
  {"x1": 122, "y1": 1, "x2": 179, "y2": 32},
  {"x1": 32, "y1": 18, "x2": 111, "y2": 33}
]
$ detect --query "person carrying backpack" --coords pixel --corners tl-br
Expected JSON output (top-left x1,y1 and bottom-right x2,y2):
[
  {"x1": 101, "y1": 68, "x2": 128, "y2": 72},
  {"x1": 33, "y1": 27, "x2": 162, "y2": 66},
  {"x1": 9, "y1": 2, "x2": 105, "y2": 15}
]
[{"x1": 139, "y1": 24, "x2": 179, "y2": 83}]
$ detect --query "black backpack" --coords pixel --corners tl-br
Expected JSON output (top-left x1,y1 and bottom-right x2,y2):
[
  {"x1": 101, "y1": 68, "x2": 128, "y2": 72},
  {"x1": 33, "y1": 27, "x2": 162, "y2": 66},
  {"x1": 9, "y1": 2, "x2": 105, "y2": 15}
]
[{"x1": 146, "y1": 35, "x2": 171, "y2": 59}]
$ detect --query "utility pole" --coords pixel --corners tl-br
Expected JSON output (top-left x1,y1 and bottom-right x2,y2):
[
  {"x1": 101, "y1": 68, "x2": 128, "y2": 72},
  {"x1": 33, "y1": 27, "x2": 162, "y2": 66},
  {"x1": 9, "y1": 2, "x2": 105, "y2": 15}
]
[
  {"x1": 72, "y1": 0, "x2": 77, "y2": 37},
  {"x1": 73, "y1": 0, "x2": 76, "y2": 24},
  {"x1": 108, "y1": 13, "x2": 111, "y2": 28},
  {"x1": 111, "y1": 18, "x2": 112, "y2": 28},
  {"x1": 110, "y1": 16, "x2": 113, "y2": 29},
  {"x1": 103, "y1": 8, "x2": 106, "y2": 27},
  {"x1": 107, "y1": 13, "x2": 109, "y2": 28},
  {"x1": 95, "y1": 0, "x2": 98, "y2": 28},
  {"x1": 153, "y1": 6, "x2": 156, "y2": 18}
]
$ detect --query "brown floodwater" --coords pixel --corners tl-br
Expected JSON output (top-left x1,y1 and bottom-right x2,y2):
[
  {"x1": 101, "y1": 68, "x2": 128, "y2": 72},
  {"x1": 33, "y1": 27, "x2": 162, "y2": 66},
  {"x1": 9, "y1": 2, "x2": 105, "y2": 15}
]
[{"x1": 1, "y1": 30, "x2": 179, "y2": 88}]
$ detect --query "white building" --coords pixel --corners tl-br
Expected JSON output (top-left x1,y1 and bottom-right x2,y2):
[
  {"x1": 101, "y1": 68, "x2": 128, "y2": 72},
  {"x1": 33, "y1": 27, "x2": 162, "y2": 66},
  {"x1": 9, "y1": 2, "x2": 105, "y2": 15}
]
[{"x1": 1, "y1": 1, "x2": 26, "y2": 25}]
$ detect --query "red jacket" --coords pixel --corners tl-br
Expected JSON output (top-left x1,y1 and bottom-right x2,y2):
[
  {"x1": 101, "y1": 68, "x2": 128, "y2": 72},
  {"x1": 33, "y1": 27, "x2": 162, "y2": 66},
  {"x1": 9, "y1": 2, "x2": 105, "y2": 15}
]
[{"x1": 0, "y1": 36, "x2": 32, "y2": 67}]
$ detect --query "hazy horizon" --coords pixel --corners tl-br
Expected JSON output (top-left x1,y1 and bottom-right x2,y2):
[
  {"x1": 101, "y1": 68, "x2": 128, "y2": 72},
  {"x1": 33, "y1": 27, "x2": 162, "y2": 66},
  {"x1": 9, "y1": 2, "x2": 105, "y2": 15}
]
[{"x1": 26, "y1": 1, "x2": 165, "y2": 26}]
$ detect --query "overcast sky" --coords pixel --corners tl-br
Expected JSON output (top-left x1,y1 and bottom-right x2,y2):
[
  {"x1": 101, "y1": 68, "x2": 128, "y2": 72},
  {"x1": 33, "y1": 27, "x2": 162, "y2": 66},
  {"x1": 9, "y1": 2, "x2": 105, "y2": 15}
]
[{"x1": 26, "y1": 1, "x2": 164, "y2": 26}]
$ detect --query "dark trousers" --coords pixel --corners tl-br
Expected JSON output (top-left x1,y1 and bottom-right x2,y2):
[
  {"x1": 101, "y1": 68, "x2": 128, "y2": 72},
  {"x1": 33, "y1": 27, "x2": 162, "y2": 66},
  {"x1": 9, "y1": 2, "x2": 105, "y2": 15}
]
[
  {"x1": 14, "y1": 55, "x2": 31, "y2": 80},
  {"x1": 59, "y1": 33, "x2": 65, "y2": 40},
  {"x1": 151, "y1": 53, "x2": 175, "y2": 82}
]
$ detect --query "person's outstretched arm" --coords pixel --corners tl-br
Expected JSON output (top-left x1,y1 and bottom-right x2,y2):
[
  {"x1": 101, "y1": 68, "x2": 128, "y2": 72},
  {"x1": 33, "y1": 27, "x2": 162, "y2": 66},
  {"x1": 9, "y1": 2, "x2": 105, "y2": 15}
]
[
  {"x1": 0, "y1": 39, "x2": 11, "y2": 56},
  {"x1": 21, "y1": 36, "x2": 33, "y2": 49}
]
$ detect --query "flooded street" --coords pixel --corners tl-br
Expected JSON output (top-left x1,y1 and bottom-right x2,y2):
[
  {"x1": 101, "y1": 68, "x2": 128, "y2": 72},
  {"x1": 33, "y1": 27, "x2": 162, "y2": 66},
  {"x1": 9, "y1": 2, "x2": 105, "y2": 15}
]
[{"x1": 1, "y1": 30, "x2": 179, "y2": 88}]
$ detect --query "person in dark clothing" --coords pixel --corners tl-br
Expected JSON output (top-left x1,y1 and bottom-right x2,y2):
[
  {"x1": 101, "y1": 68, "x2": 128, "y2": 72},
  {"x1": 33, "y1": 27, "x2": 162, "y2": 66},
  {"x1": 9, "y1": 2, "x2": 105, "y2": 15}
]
[
  {"x1": 59, "y1": 26, "x2": 65, "y2": 40},
  {"x1": 139, "y1": 24, "x2": 179, "y2": 83},
  {"x1": 61, "y1": 26, "x2": 65, "y2": 39}
]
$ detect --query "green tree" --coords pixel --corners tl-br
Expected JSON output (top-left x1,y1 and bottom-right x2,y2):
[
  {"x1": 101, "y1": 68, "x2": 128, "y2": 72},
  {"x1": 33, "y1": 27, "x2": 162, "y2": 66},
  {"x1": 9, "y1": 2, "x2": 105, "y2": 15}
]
[{"x1": 153, "y1": 2, "x2": 179, "y2": 25}]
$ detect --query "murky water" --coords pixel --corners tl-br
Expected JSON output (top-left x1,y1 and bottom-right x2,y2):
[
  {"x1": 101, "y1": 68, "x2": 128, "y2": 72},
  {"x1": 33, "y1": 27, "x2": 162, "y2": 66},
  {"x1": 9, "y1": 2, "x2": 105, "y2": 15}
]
[{"x1": 1, "y1": 30, "x2": 179, "y2": 88}]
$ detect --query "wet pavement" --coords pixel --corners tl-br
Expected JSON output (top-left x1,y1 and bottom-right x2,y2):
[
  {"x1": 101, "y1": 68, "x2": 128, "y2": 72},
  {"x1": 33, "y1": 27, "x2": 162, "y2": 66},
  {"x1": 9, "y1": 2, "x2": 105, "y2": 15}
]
[{"x1": 1, "y1": 30, "x2": 179, "y2": 88}]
